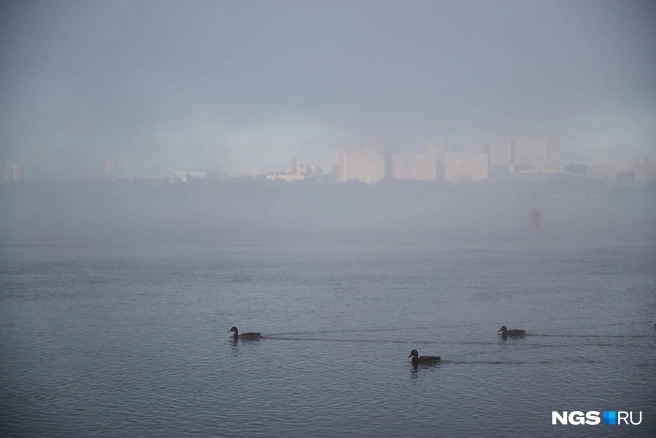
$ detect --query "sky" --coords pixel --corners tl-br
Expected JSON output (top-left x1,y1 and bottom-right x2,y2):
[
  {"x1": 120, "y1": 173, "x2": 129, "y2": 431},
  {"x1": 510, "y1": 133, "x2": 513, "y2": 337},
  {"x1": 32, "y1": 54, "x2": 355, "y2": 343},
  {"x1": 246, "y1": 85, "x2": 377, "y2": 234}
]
[{"x1": 1, "y1": 0, "x2": 655, "y2": 178}]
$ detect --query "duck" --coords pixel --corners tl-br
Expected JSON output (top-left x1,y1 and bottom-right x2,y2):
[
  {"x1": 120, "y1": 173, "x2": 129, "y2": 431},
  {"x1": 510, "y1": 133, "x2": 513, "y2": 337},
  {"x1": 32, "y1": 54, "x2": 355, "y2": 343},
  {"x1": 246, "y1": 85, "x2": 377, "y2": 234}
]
[
  {"x1": 498, "y1": 325, "x2": 526, "y2": 336},
  {"x1": 408, "y1": 349, "x2": 441, "y2": 365},
  {"x1": 229, "y1": 326, "x2": 262, "y2": 339}
]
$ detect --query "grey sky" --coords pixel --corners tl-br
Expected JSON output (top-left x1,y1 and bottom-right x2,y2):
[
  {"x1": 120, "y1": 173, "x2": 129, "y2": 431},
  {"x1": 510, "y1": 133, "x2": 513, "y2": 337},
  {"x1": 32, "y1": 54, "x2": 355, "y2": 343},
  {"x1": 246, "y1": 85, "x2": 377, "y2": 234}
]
[{"x1": 1, "y1": 0, "x2": 655, "y2": 178}]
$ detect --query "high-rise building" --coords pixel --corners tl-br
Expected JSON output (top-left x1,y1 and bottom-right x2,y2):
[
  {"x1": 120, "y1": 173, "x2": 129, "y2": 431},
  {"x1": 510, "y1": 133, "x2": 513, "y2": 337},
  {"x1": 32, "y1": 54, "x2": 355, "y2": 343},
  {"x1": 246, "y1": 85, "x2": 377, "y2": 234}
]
[
  {"x1": 392, "y1": 153, "x2": 437, "y2": 181},
  {"x1": 443, "y1": 152, "x2": 488, "y2": 182},
  {"x1": 12, "y1": 163, "x2": 23, "y2": 181},
  {"x1": 544, "y1": 138, "x2": 562, "y2": 171},
  {"x1": 305, "y1": 165, "x2": 322, "y2": 178},
  {"x1": 511, "y1": 138, "x2": 561, "y2": 172},
  {"x1": 626, "y1": 157, "x2": 656, "y2": 181},
  {"x1": 627, "y1": 157, "x2": 650, "y2": 168},
  {"x1": 340, "y1": 153, "x2": 386, "y2": 184},
  {"x1": 425, "y1": 140, "x2": 446, "y2": 181},
  {"x1": 586, "y1": 164, "x2": 617, "y2": 182},
  {"x1": 291, "y1": 157, "x2": 298, "y2": 175},
  {"x1": 339, "y1": 143, "x2": 386, "y2": 184},
  {"x1": 425, "y1": 140, "x2": 445, "y2": 162},
  {"x1": 105, "y1": 161, "x2": 118, "y2": 180},
  {"x1": 512, "y1": 138, "x2": 534, "y2": 169},
  {"x1": 488, "y1": 140, "x2": 513, "y2": 168},
  {"x1": 532, "y1": 138, "x2": 561, "y2": 172}
]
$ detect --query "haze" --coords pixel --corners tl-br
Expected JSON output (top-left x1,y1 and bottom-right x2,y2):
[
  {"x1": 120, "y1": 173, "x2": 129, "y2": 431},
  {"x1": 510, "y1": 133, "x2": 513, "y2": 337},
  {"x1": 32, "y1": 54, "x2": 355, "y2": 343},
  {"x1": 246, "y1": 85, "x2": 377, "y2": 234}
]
[
  {"x1": 1, "y1": 4, "x2": 656, "y2": 435},
  {"x1": 1, "y1": 0, "x2": 655, "y2": 243},
  {"x1": 1, "y1": 0, "x2": 655, "y2": 178}
]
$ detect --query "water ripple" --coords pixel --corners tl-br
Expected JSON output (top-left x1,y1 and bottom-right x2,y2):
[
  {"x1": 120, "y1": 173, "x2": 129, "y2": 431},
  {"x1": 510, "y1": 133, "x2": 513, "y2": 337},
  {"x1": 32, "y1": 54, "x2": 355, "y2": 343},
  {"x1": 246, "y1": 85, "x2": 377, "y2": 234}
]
[{"x1": 1, "y1": 235, "x2": 655, "y2": 437}]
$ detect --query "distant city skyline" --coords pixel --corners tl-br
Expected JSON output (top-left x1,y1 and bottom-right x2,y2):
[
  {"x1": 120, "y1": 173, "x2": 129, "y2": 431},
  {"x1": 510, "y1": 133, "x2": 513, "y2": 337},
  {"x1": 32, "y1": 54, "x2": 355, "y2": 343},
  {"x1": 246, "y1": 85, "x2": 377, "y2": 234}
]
[
  {"x1": 1, "y1": 132, "x2": 654, "y2": 181},
  {"x1": 1, "y1": 1, "x2": 655, "y2": 179},
  {"x1": 3, "y1": 143, "x2": 655, "y2": 184}
]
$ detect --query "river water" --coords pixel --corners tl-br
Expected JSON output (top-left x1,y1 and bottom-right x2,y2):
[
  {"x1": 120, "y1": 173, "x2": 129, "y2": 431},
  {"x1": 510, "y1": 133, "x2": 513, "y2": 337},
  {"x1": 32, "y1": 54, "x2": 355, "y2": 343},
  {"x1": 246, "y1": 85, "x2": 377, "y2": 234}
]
[{"x1": 1, "y1": 230, "x2": 655, "y2": 437}]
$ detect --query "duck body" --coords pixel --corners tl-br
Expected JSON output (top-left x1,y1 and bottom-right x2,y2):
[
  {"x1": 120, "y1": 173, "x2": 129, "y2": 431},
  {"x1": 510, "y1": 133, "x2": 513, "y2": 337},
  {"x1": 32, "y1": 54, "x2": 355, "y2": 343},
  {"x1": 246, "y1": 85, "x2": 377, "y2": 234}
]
[
  {"x1": 498, "y1": 325, "x2": 526, "y2": 336},
  {"x1": 229, "y1": 326, "x2": 262, "y2": 339},
  {"x1": 408, "y1": 349, "x2": 441, "y2": 365}
]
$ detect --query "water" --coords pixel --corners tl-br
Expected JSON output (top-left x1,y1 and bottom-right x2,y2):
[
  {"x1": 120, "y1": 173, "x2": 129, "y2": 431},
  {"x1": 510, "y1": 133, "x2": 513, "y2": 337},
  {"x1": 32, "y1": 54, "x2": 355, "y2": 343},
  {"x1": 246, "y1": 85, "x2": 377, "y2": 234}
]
[{"x1": 1, "y1": 230, "x2": 655, "y2": 437}]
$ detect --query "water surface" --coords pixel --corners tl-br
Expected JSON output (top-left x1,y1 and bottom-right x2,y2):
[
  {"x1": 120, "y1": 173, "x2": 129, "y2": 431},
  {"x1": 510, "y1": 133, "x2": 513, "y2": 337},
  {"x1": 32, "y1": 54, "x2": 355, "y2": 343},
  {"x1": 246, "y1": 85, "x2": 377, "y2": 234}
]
[{"x1": 1, "y1": 230, "x2": 655, "y2": 437}]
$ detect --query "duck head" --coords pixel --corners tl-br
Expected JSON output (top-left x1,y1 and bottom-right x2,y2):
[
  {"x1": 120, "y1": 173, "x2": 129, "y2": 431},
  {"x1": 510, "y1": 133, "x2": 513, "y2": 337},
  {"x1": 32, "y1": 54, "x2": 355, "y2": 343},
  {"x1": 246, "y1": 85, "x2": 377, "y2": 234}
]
[
  {"x1": 408, "y1": 349, "x2": 419, "y2": 359},
  {"x1": 228, "y1": 327, "x2": 238, "y2": 335},
  {"x1": 498, "y1": 326, "x2": 508, "y2": 333}
]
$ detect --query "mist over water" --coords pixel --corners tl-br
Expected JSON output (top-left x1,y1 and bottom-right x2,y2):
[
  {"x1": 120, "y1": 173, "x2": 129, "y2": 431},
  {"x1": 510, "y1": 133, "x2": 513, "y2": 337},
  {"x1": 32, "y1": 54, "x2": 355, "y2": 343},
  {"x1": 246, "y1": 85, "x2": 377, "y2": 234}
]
[
  {"x1": 1, "y1": 182, "x2": 655, "y2": 437},
  {"x1": 2, "y1": 0, "x2": 655, "y2": 434},
  {"x1": 1, "y1": 181, "x2": 655, "y2": 241}
]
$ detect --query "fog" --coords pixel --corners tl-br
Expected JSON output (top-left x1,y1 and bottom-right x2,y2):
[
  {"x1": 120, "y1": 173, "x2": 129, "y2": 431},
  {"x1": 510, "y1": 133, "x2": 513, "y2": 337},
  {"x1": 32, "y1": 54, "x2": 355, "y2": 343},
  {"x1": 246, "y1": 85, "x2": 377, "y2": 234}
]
[
  {"x1": 3, "y1": 5, "x2": 656, "y2": 435},
  {"x1": 1, "y1": 1, "x2": 655, "y2": 243},
  {"x1": 1, "y1": 180, "x2": 655, "y2": 246},
  {"x1": 1, "y1": 0, "x2": 655, "y2": 178}
]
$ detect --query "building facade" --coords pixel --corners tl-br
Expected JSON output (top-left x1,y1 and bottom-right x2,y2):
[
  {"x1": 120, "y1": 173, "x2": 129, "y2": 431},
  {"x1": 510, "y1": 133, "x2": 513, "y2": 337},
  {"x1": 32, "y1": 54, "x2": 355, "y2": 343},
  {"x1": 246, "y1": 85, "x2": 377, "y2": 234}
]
[
  {"x1": 512, "y1": 138, "x2": 534, "y2": 169},
  {"x1": 443, "y1": 152, "x2": 488, "y2": 182},
  {"x1": 510, "y1": 138, "x2": 561, "y2": 172},
  {"x1": 12, "y1": 163, "x2": 23, "y2": 181},
  {"x1": 391, "y1": 153, "x2": 437, "y2": 181},
  {"x1": 105, "y1": 161, "x2": 118, "y2": 180},
  {"x1": 532, "y1": 138, "x2": 561, "y2": 172},
  {"x1": 488, "y1": 140, "x2": 513, "y2": 168},
  {"x1": 340, "y1": 153, "x2": 386, "y2": 184},
  {"x1": 290, "y1": 157, "x2": 299, "y2": 175},
  {"x1": 339, "y1": 142, "x2": 386, "y2": 184},
  {"x1": 627, "y1": 157, "x2": 656, "y2": 181},
  {"x1": 586, "y1": 164, "x2": 617, "y2": 182}
]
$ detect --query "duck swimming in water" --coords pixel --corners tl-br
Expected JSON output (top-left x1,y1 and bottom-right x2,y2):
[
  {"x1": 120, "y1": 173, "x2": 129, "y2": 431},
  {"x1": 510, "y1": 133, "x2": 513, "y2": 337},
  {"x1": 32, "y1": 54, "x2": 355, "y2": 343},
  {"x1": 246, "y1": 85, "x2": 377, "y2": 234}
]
[
  {"x1": 229, "y1": 326, "x2": 262, "y2": 339},
  {"x1": 408, "y1": 349, "x2": 441, "y2": 365},
  {"x1": 498, "y1": 325, "x2": 526, "y2": 336}
]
